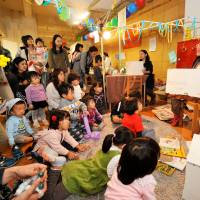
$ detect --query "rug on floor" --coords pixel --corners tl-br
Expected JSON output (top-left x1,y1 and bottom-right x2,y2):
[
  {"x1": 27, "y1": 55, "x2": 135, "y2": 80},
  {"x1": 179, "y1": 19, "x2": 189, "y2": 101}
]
[{"x1": 67, "y1": 114, "x2": 186, "y2": 200}]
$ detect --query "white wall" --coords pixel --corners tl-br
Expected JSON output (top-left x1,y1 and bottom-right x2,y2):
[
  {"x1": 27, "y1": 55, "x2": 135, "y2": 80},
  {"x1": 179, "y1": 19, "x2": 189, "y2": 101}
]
[{"x1": 185, "y1": 0, "x2": 200, "y2": 37}]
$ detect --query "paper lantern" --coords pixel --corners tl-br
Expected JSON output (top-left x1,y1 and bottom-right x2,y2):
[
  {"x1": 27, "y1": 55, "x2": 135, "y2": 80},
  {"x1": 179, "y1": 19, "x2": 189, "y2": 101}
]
[
  {"x1": 35, "y1": 0, "x2": 44, "y2": 5},
  {"x1": 127, "y1": 2, "x2": 138, "y2": 14},
  {"x1": 111, "y1": 17, "x2": 118, "y2": 27},
  {"x1": 56, "y1": 0, "x2": 63, "y2": 14},
  {"x1": 83, "y1": 35, "x2": 88, "y2": 41},
  {"x1": 42, "y1": 0, "x2": 51, "y2": 6},
  {"x1": 135, "y1": 0, "x2": 145, "y2": 9},
  {"x1": 88, "y1": 32, "x2": 94, "y2": 39},
  {"x1": 126, "y1": 8, "x2": 131, "y2": 18}
]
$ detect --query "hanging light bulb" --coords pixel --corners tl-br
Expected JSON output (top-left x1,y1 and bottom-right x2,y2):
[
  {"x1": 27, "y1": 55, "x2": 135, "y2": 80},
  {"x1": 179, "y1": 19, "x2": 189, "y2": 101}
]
[{"x1": 103, "y1": 31, "x2": 111, "y2": 40}]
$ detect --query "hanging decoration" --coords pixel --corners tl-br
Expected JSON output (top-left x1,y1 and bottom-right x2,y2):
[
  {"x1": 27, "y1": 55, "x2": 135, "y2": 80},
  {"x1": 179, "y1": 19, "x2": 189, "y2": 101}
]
[
  {"x1": 135, "y1": 0, "x2": 145, "y2": 9},
  {"x1": 35, "y1": 0, "x2": 44, "y2": 6},
  {"x1": 35, "y1": 0, "x2": 70, "y2": 21},
  {"x1": 127, "y1": 2, "x2": 138, "y2": 14},
  {"x1": 42, "y1": 0, "x2": 51, "y2": 6}
]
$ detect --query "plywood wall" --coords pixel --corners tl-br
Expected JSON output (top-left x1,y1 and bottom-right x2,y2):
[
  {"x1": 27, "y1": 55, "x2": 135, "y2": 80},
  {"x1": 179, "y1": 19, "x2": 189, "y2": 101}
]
[{"x1": 104, "y1": 0, "x2": 185, "y2": 81}]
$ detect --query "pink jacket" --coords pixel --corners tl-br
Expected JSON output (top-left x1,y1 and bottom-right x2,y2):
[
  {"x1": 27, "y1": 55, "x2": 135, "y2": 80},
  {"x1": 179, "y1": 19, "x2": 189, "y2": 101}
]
[
  {"x1": 105, "y1": 170, "x2": 157, "y2": 200},
  {"x1": 35, "y1": 129, "x2": 79, "y2": 155}
]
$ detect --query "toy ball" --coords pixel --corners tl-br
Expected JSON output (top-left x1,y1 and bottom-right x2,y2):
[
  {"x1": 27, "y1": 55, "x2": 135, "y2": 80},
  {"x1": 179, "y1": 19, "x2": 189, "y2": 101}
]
[
  {"x1": 127, "y1": 2, "x2": 138, "y2": 14},
  {"x1": 135, "y1": 0, "x2": 145, "y2": 9},
  {"x1": 88, "y1": 32, "x2": 94, "y2": 39}
]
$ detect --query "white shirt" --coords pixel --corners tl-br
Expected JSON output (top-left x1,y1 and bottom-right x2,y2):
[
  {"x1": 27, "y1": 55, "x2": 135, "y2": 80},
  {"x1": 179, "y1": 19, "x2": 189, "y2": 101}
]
[{"x1": 73, "y1": 85, "x2": 83, "y2": 100}]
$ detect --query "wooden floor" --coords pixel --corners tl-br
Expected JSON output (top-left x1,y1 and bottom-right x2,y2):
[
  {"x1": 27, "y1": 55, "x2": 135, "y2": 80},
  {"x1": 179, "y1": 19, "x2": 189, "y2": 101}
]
[{"x1": 0, "y1": 107, "x2": 193, "y2": 166}]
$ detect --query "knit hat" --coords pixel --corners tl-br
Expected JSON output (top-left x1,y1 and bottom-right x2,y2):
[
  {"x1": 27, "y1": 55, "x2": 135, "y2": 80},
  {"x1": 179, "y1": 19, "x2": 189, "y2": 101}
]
[{"x1": 6, "y1": 98, "x2": 27, "y2": 115}]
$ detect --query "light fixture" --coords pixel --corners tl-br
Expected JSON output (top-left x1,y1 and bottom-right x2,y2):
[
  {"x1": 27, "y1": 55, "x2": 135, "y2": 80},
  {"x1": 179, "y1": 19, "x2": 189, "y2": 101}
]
[
  {"x1": 103, "y1": 31, "x2": 111, "y2": 40},
  {"x1": 80, "y1": 11, "x2": 90, "y2": 20}
]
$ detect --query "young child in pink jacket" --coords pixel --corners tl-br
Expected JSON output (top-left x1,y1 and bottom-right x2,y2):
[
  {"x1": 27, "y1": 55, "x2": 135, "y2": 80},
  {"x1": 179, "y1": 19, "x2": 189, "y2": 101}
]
[
  {"x1": 34, "y1": 110, "x2": 88, "y2": 170},
  {"x1": 105, "y1": 137, "x2": 160, "y2": 200}
]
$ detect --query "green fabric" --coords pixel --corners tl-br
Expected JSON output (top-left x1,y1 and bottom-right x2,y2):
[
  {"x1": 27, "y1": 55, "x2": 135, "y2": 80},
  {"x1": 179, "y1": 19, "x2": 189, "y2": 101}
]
[{"x1": 61, "y1": 150, "x2": 120, "y2": 196}]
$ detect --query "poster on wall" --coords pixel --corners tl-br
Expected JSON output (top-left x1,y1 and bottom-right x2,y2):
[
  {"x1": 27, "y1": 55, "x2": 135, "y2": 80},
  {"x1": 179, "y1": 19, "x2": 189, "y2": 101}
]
[
  {"x1": 123, "y1": 30, "x2": 141, "y2": 49},
  {"x1": 149, "y1": 37, "x2": 156, "y2": 52}
]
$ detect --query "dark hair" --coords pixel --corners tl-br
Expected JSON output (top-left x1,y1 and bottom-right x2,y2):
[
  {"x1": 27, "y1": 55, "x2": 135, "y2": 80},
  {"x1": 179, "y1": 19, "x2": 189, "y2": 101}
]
[
  {"x1": 21, "y1": 35, "x2": 33, "y2": 47},
  {"x1": 35, "y1": 37, "x2": 44, "y2": 46},
  {"x1": 118, "y1": 137, "x2": 160, "y2": 185},
  {"x1": 49, "y1": 109, "x2": 70, "y2": 130},
  {"x1": 140, "y1": 49, "x2": 150, "y2": 62},
  {"x1": 193, "y1": 56, "x2": 200, "y2": 68},
  {"x1": 81, "y1": 95, "x2": 94, "y2": 106},
  {"x1": 28, "y1": 71, "x2": 40, "y2": 81},
  {"x1": 50, "y1": 68, "x2": 65, "y2": 89},
  {"x1": 89, "y1": 82, "x2": 103, "y2": 96},
  {"x1": 52, "y1": 34, "x2": 63, "y2": 54},
  {"x1": 102, "y1": 126, "x2": 134, "y2": 153},
  {"x1": 95, "y1": 55, "x2": 102, "y2": 63},
  {"x1": 104, "y1": 52, "x2": 109, "y2": 57},
  {"x1": 88, "y1": 46, "x2": 98, "y2": 53},
  {"x1": 58, "y1": 83, "x2": 74, "y2": 97},
  {"x1": 123, "y1": 97, "x2": 138, "y2": 115},
  {"x1": 75, "y1": 43, "x2": 83, "y2": 52},
  {"x1": 11, "y1": 57, "x2": 27, "y2": 74},
  {"x1": 67, "y1": 73, "x2": 80, "y2": 84}
]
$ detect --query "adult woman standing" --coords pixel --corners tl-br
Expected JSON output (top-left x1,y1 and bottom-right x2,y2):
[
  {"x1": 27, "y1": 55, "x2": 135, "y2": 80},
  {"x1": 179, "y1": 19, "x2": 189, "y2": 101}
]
[
  {"x1": 46, "y1": 68, "x2": 65, "y2": 110},
  {"x1": 16, "y1": 35, "x2": 35, "y2": 61},
  {"x1": 71, "y1": 43, "x2": 83, "y2": 67},
  {"x1": 6, "y1": 57, "x2": 29, "y2": 100},
  {"x1": 48, "y1": 34, "x2": 70, "y2": 73},
  {"x1": 73, "y1": 46, "x2": 98, "y2": 87},
  {"x1": 139, "y1": 50, "x2": 155, "y2": 105}
]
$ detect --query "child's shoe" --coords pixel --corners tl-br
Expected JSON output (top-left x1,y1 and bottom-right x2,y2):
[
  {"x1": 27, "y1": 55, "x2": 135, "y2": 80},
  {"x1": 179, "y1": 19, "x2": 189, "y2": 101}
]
[
  {"x1": 33, "y1": 120, "x2": 40, "y2": 128},
  {"x1": 12, "y1": 146, "x2": 24, "y2": 160},
  {"x1": 0, "y1": 156, "x2": 17, "y2": 169},
  {"x1": 42, "y1": 119, "x2": 49, "y2": 126}
]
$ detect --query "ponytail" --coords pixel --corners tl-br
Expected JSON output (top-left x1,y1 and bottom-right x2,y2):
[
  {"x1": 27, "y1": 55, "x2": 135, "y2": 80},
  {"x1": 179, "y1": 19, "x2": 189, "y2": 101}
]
[
  {"x1": 102, "y1": 126, "x2": 134, "y2": 153},
  {"x1": 102, "y1": 134, "x2": 114, "y2": 153}
]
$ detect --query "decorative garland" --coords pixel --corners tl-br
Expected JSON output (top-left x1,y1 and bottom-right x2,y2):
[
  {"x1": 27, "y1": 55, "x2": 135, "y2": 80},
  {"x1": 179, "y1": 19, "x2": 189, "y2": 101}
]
[{"x1": 34, "y1": 0, "x2": 70, "y2": 21}]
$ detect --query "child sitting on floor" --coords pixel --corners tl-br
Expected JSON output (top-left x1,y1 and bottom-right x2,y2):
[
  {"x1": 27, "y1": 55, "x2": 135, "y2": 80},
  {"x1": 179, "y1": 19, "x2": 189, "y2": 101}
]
[
  {"x1": 25, "y1": 71, "x2": 48, "y2": 128},
  {"x1": 6, "y1": 98, "x2": 34, "y2": 159},
  {"x1": 58, "y1": 83, "x2": 88, "y2": 142},
  {"x1": 111, "y1": 91, "x2": 141, "y2": 124},
  {"x1": 34, "y1": 110, "x2": 88, "y2": 170},
  {"x1": 82, "y1": 96, "x2": 104, "y2": 131},
  {"x1": 67, "y1": 72, "x2": 85, "y2": 100},
  {"x1": 42, "y1": 126, "x2": 134, "y2": 200},
  {"x1": 105, "y1": 137, "x2": 160, "y2": 200},
  {"x1": 122, "y1": 97, "x2": 157, "y2": 140},
  {"x1": 90, "y1": 82, "x2": 106, "y2": 115}
]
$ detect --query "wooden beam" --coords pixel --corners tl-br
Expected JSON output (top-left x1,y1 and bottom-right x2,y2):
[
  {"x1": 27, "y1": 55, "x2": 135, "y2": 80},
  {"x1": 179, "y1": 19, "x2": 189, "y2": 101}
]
[
  {"x1": 88, "y1": 0, "x2": 101, "y2": 10},
  {"x1": 22, "y1": 0, "x2": 32, "y2": 17}
]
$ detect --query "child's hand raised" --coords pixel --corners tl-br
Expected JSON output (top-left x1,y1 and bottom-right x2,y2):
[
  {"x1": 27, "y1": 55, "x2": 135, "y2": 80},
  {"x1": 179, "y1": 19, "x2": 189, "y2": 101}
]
[
  {"x1": 67, "y1": 151, "x2": 79, "y2": 160},
  {"x1": 76, "y1": 144, "x2": 90, "y2": 152}
]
